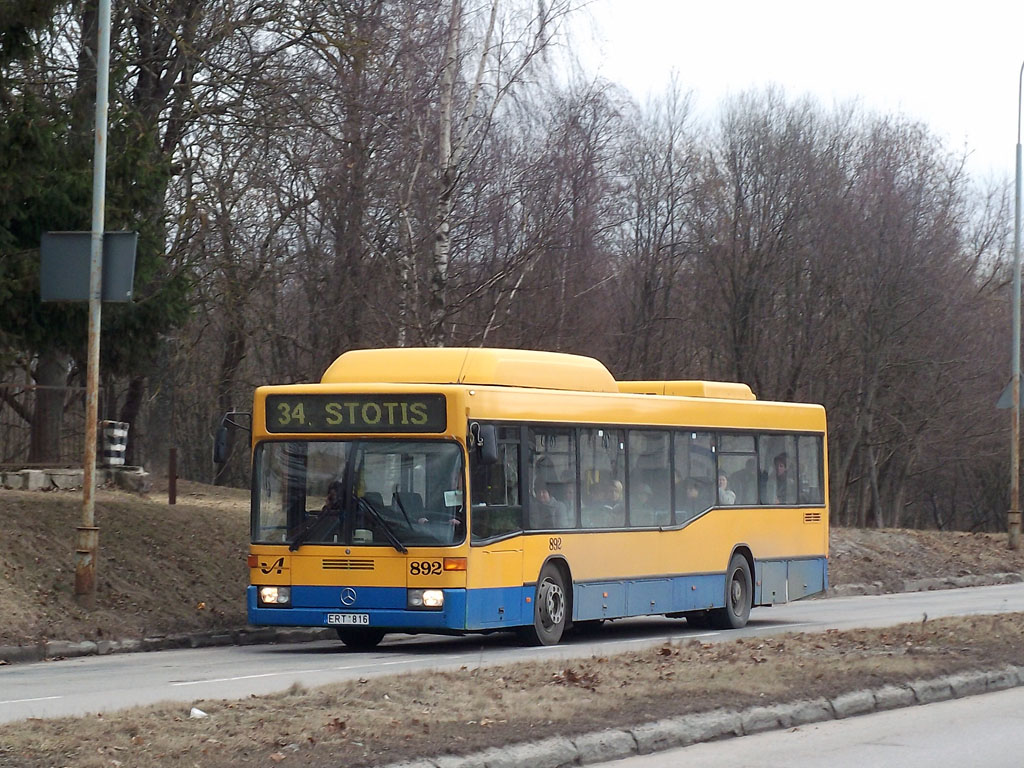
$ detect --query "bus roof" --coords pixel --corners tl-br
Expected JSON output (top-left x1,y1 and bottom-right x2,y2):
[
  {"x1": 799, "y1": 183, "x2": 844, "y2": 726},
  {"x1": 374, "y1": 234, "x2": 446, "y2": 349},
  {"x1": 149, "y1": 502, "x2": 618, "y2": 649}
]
[
  {"x1": 320, "y1": 348, "x2": 761, "y2": 402},
  {"x1": 618, "y1": 381, "x2": 756, "y2": 400},
  {"x1": 321, "y1": 348, "x2": 620, "y2": 393}
]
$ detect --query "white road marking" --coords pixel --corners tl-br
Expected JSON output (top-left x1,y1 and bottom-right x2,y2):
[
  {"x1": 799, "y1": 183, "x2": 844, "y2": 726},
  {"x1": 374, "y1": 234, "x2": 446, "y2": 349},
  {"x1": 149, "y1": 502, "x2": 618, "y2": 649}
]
[
  {"x1": 0, "y1": 696, "x2": 62, "y2": 705},
  {"x1": 171, "y1": 670, "x2": 326, "y2": 686},
  {"x1": 170, "y1": 658, "x2": 427, "y2": 687}
]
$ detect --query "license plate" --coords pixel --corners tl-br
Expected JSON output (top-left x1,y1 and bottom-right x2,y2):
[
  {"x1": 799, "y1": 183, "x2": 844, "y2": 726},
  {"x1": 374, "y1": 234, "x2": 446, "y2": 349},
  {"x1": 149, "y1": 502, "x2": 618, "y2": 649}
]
[{"x1": 327, "y1": 613, "x2": 370, "y2": 626}]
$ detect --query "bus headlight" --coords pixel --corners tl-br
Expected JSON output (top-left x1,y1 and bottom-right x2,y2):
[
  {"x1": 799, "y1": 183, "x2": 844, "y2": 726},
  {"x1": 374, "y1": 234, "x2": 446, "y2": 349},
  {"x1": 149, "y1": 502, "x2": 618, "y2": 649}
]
[
  {"x1": 408, "y1": 589, "x2": 444, "y2": 610},
  {"x1": 259, "y1": 586, "x2": 291, "y2": 606}
]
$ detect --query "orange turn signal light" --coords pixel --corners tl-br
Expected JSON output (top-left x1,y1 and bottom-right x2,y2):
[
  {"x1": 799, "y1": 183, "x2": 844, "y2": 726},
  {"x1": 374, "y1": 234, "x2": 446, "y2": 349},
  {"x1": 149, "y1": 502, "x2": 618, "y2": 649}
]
[
  {"x1": 247, "y1": 554, "x2": 259, "y2": 568},
  {"x1": 443, "y1": 557, "x2": 467, "y2": 571}
]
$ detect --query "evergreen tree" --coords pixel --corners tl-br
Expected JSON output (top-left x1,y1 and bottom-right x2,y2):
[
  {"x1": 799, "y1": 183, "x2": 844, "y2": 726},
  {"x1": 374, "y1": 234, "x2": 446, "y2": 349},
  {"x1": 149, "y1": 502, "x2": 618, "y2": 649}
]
[{"x1": 0, "y1": 1, "x2": 191, "y2": 462}]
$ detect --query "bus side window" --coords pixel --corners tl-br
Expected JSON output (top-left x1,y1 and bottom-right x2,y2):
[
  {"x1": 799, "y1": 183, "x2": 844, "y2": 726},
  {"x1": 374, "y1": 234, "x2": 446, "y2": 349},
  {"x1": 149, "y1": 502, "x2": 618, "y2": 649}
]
[
  {"x1": 581, "y1": 428, "x2": 625, "y2": 529},
  {"x1": 673, "y1": 431, "x2": 714, "y2": 523},
  {"x1": 797, "y1": 435, "x2": 824, "y2": 504},
  {"x1": 528, "y1": 427, "x2": 577, "y2": 530},
  {"x1": 470, "y1": 427, "x2": 522, "y2": 539},
  {"x1": 628, "y1": 430, "x2": 670, "y2": 527},
  {"x1": 717, "y1": 433, "x2": 757, "y2": 506},
  {"x1": 759, "y1": 435, "x2": 797, "y2": 505}
]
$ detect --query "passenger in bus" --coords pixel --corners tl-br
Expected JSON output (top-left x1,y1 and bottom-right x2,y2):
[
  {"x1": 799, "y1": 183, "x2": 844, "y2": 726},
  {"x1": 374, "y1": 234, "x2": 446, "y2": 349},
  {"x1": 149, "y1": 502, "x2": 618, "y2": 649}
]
[
  {"x1": 629, "y1": 483, "x2": 657, "y2": 526},
  {"x1": 630, "y1": 482, "x2": 651, "y2": 512},
  {"x1": 678, "y1": 478, "x2": 703, "y2": 519},
  {"x1": 718, "y1": 473, "x2": 736, "y2": 505},
  {"x1": 610, "y1": 479, "x2": 624, "y2": 507},
  {"x1": 769, "y1": 452, "x2": 793, "y2": 504},
  {"x1": 322, "y1": 480, "x2": 345, "y2": 514},
  {"x1": 732, "y1": 458, "x2": 757, "y2": 504},
  {"x1": 531, "y1": 483, "x2": 569, "y2": 529}
]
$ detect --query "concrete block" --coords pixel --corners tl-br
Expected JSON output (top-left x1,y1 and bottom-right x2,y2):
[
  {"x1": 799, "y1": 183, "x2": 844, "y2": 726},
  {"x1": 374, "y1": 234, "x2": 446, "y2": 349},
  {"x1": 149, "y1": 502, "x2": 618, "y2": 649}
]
[
  {"x1": 1, "y1": 472, "x2": 24, "y2": 489},
  {"x1": 685, "y1": 709, "x2": 744, "y2": 740},
  {"x1": 96, "y1": 640, "x2": 115, "y2": 655},
  {"x1": 784, "y1": 698, "x2": 834, "y2": 726},
  {"x1": 50, "y1": 469, "x2": 84, "y2": 489},
  {"x1": 236, "y1": 628, "x2": 278, "y2": 645},
  {"x1": 910, "y1": 678, "x2": 953, "y2": 705},
  {"x1": 189, "y1": 632, "x2": 234, "y2": 648},
  {"x1": 830, "y1": 690, "x2": 876, "y2": 718},
  {"x1": 829, "y1": 582, "x2": 885, "y2": 597},
  {"x1": 986, "y1": 667, "x2": 1021, "y2": 692},
  {"x1": 873, "y1": 684, "x2": 915, "y2": 711},
  {"x1": 476, "y1": 746, "x2": 522, "y2": 768},
  {"x1": 115, "y1": 638, "x2": 142, "y2": 654},
  {"x1": 496, "y1": 738, "x2": 577, "y2": 768},
  {"x1": 21, "y1": 470, "x2": 50, "y2": 490},
  {"x1": 740, "y1": 705, "x2": 786, "y2": 735},
  {"x1": 902, "y1": 577, "x2": 953, "y2": 592},
  {"x1": 573, "y1": 729, "x2": 637, "y2": 764},
  {"x1": 45, "y1": 640, "x2": 97, "y2": 659},
  {"x1": 0, "y1": 644, "x2": 44, "y2": 663},
  {"x1": 142, "y1": 636, "x2": 170, "y2": 652},
  {"x1": 631, "y1": 718, "x2": 700, "y2": 754},
  {"x1": 115, "y1": 468, "x2": 152, "y2": 493},
  {"x1": 948, "y1": 671, "x2": 989, "y2": 698}
]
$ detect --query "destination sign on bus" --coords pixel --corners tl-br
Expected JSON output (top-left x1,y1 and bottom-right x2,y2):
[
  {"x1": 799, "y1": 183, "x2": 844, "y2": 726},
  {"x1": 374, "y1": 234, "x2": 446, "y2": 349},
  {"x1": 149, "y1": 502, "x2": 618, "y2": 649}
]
[{"x1": 265, "y1": 394, "x2": 447, "y2": 434}]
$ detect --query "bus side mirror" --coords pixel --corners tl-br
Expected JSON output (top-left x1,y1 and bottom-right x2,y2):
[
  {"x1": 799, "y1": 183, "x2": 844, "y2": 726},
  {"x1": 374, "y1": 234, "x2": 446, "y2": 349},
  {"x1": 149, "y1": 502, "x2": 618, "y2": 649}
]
[
  {"x1": 213, "y1": 425, "x2": 229, "y2": 464},
  {"x1": 213, "y1": 410, "x2": 252, "y2": 465},
  {"x1": 477, "y1": 424, "x2": 498, "y2": 465}
]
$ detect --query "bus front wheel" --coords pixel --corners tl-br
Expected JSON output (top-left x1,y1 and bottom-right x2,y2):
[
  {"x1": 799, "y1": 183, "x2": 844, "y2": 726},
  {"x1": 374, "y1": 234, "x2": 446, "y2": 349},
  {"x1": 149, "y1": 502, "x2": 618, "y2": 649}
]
[
  {"x1": 336, "y1": 627, "x2": 386, "y2": 650},
  {"x1": 711, "y1": 553, "x2": 752, "y2": 629},
  {"x1": 519, "y1": 563, "x2": 568, "y2": 646}
]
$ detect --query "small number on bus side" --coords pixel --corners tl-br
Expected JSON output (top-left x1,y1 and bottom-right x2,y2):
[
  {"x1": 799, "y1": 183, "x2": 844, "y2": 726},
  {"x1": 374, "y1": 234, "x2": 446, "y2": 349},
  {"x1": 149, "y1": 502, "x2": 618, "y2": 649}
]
[
  {"x1": 549, "y1": 537, "x2": 562, "y2": 551},
  {"x1": 410, "y1": 561, "x2": 442, "y2": 575}
]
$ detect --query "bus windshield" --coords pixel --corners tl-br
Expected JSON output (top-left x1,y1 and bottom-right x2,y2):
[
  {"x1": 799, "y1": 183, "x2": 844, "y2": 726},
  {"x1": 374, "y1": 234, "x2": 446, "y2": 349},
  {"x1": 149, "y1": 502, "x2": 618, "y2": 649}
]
[{"x1": 254, "y1": 440, "x2": 465, "y2": 548}]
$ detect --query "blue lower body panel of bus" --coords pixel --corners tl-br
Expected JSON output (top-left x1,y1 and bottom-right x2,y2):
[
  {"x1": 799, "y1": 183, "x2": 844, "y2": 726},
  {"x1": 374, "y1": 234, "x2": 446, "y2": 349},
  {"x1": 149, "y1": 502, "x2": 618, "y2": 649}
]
[
  {"x1": 248, "y1": 586, "x2": 469, "y2": 631},
  {"x1": 247, "y1": 556, "x2": 827, "y2": 632},
  {"x1": 249, "y1": 585, "x2": 530, "y2": 632}
]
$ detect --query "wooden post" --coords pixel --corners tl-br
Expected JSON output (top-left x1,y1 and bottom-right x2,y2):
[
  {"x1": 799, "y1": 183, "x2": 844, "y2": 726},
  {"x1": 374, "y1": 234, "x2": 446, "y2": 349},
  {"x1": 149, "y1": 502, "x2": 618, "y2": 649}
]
[{"x1": 169, "y1": 447, "x2": 177, "y2": 505}]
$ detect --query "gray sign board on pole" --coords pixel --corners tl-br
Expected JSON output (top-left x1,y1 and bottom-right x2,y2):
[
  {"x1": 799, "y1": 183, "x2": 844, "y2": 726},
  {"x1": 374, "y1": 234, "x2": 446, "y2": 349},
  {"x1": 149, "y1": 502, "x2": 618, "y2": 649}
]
[{"x1": 40, "y1": 231, "x2": 137, "y2": 302}]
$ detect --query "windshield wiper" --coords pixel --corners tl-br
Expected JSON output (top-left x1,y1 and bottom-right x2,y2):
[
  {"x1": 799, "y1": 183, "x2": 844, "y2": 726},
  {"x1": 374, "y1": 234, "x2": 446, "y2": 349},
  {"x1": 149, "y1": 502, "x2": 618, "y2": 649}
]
[
  {"x1": 356, "y1": 495, "x2": 408, "y2": 554},
  {"x1": 287, "y1": 512, "x2": 325, "y2": 552}
]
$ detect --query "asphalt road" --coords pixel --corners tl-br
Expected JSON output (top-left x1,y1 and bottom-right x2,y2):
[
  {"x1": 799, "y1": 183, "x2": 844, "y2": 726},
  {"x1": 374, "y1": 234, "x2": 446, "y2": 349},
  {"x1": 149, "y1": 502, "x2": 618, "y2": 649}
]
[
  {"x1": 2, "y1": 582, "x2": 1024, "y2": 724},
  {"x1": 602, "y1": 685, "x2": 1024, "y2": 768}
]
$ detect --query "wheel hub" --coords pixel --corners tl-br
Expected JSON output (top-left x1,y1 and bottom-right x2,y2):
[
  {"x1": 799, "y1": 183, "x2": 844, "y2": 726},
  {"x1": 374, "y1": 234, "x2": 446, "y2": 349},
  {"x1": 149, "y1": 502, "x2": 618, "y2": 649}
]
[{"x1": 538, "y1": 578, "x2": 565, "y2": 628}]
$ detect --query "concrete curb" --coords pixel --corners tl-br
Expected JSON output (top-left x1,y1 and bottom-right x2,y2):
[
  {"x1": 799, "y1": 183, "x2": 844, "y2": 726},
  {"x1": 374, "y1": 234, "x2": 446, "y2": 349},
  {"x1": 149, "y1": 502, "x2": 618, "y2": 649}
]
[
  {"x1": 828, "y1": 571, "x2": 1024, "y2": 597},
  {"x1": 380, "y1": 665, "x2": 1024, "y2": 768},
  {"x1": 0, "y1": 627, "x2": 333, "y2": 665}
]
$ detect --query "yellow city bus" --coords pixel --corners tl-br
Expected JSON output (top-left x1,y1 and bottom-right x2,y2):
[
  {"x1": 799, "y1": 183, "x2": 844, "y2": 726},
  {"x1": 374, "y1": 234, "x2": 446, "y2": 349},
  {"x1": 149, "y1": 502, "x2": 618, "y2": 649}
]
[{"x1": 237, "y1": 348, "x2": 828, "y2": 648}]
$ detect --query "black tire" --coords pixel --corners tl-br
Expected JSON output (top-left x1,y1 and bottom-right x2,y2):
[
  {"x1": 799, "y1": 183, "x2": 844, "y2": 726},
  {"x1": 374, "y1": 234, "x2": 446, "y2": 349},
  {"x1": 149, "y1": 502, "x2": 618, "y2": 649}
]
[
  {"x1": 518, "y1": 563, "x2": 569, "y2": 646},
  {"x1": 336, "y1": 627, "x2": 386, "y2": 650},
  {"x1": 710, "y1": 553, "x2": 752, "y2": 629}
]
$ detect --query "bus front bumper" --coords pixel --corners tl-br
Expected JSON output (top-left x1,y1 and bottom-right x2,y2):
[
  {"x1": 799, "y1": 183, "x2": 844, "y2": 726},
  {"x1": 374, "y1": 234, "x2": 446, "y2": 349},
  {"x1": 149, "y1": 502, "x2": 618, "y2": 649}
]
[{"x1": 247, "y1": 585, "x2": 469, "y2": 631}]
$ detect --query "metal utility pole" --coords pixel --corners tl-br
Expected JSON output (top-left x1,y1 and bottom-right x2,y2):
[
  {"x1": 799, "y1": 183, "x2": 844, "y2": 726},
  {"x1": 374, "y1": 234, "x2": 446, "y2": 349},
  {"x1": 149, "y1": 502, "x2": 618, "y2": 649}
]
[
  {"x1": 1012, "y1": 61, "x2": 1024, "y2": 551},
  {"x1": 75, "y1": 0, "x2": 113, "y2": 605}
]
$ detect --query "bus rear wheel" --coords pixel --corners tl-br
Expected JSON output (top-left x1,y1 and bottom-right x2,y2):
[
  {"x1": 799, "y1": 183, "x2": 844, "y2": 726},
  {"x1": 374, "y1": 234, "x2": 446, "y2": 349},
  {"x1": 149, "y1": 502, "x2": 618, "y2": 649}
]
[
  {"x1": 336, "y1": 627, "x2": 386, "y2": 650},
  {"x1": 518, "y1": 563, "x2": 568, "y2": 646},
  {"x1": 711, "y1": 553, "x2": 752, "y2": 629}
]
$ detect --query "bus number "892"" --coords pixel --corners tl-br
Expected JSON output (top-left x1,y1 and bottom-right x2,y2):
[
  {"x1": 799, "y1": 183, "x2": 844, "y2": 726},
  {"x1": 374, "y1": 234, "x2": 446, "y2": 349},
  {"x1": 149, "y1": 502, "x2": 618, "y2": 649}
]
[{"x1": 409, "y1": 561, "x2": 442, "y2": 575}]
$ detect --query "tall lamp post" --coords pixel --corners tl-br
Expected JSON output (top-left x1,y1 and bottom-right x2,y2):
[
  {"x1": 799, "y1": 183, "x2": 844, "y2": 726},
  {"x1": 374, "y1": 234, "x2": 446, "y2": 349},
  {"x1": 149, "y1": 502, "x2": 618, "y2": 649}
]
[
  {"x1": 1012, "y1": 60, "x2": 1024, "y2": 551},
  {"x1": 75, "y1": 0, "x2": 113, "y2": 605}
]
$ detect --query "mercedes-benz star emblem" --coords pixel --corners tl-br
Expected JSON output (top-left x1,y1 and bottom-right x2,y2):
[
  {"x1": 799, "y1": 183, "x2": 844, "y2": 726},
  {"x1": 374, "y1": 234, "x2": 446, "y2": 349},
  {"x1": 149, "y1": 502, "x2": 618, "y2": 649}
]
[{"x1": 340, "y1": 587, "x2": 357, "y2": 606}]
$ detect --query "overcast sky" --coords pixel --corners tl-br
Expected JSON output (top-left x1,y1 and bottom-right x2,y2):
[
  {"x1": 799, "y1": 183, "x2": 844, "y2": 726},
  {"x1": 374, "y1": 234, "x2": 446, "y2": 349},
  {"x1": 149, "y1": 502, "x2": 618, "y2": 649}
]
[{"x1": 575, "y1": 0, "x2": 1024, "y2": 181}]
